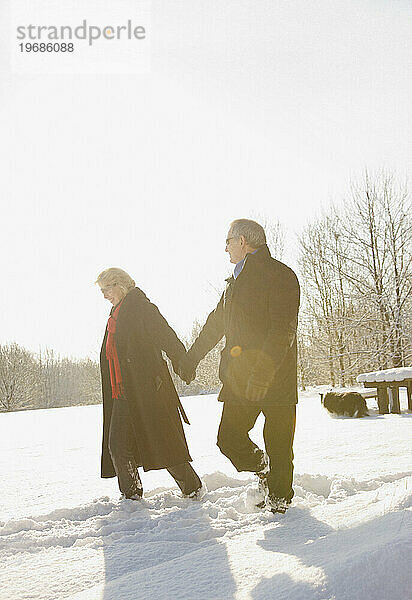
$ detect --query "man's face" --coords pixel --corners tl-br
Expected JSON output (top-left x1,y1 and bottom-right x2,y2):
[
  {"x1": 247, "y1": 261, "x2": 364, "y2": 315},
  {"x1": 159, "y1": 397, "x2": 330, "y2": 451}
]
[{"x1": 225, "y1": 229, "x2": 245, "y2": 264}]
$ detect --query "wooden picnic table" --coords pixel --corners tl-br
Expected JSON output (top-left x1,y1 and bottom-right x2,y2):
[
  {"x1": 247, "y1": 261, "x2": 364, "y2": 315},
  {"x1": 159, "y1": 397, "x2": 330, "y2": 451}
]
[{"x1": 356, "y1": 368, "x2": 412, "y2": 414}]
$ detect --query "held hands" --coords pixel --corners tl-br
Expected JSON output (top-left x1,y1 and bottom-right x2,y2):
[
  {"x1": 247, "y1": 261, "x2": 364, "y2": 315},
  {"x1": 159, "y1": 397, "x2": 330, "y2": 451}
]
[
  {"x1": 177, "y1": 355, "x2": 197, "y2": 385},
  {"x1": 245, "y1": 376, "x2": 269, "y2": 402}
]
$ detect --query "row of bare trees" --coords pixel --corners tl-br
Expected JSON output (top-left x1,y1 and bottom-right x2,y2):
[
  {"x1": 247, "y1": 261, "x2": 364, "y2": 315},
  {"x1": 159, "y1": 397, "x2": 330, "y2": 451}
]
[
  {"x1": 1, "y1": 171, "x2": 410, "y2": 410},
  {"x1": 298, "y1": 171, "x2": 411, "y2": 388},
  {"x1": 0, "y1": 344, "x2": 100, "y2": 412}
]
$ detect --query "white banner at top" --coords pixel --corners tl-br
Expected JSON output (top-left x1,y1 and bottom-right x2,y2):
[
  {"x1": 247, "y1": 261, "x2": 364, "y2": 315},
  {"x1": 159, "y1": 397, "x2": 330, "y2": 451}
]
[{"x1": 9, "y1": 0, "x2": 151, "y2": 74}]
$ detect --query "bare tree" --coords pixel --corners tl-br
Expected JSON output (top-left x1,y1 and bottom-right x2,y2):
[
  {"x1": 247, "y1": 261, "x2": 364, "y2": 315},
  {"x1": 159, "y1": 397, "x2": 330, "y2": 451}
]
[
  {"x1": 299, "y1": 214, "x2": 352, "y2": 385},
  {"x1": 340, "y1": 171, "x2": 412, "y2": 368},
  {"x1": 0, "y1": 344, "x2": 38, "y2": 411},
  {"x1": 297, "y1": 171, "x2": 412, "y2": 387},
  {"x1": 251, "y1": 213, "x2": 285, "y2": 258},
  {"x1": 38, "y1": 347, "x2": 62, "y2": 408}
]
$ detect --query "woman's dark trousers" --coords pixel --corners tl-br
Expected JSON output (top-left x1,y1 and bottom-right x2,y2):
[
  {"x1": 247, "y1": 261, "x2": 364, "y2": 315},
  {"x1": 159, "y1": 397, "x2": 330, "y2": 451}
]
[
  {"x1": 108, "y1": 399, "x2": 201, "y2": 498},
  {"x1": 217, "y1": 402, "x2": 296, "y2": 501}
]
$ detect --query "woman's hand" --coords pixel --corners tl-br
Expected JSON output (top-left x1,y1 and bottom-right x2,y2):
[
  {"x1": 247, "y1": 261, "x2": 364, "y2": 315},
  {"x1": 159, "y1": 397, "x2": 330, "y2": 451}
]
[{"x1": 177, "y1": 355, "x2": 197, "y2": 384}]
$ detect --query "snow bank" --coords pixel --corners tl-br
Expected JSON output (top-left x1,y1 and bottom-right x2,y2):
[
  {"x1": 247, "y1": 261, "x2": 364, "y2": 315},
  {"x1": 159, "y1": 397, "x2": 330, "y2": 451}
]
[
  {"x1": 1, "y1": 471, "x2": 411, "y2": 600},
  {"x1": 1, "y1": 391, "x2": 411, "y2": 600}
]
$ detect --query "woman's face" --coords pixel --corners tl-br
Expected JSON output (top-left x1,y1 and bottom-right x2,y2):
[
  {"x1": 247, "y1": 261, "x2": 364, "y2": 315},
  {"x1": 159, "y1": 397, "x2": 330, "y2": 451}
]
[{"x1": 99, "y1": 284, "x2": 124, "y2": 306}]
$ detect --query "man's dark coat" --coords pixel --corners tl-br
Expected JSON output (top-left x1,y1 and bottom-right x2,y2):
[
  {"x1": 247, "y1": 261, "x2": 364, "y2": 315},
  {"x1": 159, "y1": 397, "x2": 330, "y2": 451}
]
[
  {"x1": 100, "y1": 287, "x2": 191, "y2": 478},
  {"x1": 188, "y1": 245, "x2": 300, "y2": 405}
]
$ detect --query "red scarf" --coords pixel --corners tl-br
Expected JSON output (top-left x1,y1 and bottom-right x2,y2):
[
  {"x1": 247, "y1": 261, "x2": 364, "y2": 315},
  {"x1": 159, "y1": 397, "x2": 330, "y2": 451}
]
[{"x1": 106, "y1": 300, "x2": 124, "y2": 399}]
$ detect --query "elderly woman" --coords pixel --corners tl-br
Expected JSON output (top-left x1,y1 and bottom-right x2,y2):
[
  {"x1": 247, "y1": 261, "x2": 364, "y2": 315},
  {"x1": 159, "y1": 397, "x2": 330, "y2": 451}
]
[{"x1": 97, "y1": 267, "x2": 201, "y2": 500}]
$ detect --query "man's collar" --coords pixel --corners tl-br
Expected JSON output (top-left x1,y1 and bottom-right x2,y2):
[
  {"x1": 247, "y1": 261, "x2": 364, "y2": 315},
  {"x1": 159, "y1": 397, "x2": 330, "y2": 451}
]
[
  {"x1": 226, "y1": 245, "x2": 271, "y2": 282},
  {"x1": 233, "y1": 248, "x2": 259, "y2": 279},
  {"x1": 246, "y1": 244, "x2": 271, "y2": 261}
]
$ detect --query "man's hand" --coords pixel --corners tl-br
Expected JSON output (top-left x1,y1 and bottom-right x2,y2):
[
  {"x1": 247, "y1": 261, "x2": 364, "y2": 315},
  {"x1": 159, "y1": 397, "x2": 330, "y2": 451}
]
[
  {"x1": 245, "y1": 377, "x2": 269, "y2": 402},
  {"x1": 177, "y1": 355, "x2": 197, "y2": 385}
]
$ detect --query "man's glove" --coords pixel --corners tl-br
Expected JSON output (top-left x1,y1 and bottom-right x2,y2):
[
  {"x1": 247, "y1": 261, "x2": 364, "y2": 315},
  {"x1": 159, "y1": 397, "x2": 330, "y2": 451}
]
[{"x1": 245, "y1": 377, "x2": 269, "y2": 402}]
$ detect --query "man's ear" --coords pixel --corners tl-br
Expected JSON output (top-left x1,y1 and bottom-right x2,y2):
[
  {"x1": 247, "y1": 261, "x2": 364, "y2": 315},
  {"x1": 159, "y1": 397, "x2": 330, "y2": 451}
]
[{"x1": 239, "y1": 235, "x2": 246, "y2": 247}]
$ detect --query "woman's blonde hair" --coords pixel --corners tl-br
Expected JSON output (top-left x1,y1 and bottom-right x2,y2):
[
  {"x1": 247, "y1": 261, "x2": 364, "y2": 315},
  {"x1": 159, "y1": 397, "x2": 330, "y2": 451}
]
[{"x1": 96, "y1": 267, "x2": 136, "y2": 299}]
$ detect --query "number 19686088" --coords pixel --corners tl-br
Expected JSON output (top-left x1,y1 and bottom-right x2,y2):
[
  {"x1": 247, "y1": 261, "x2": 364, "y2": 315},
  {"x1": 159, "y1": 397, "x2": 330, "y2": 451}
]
[{"x1": 19, "y1": 43, "x2": 74, "y2": 52}]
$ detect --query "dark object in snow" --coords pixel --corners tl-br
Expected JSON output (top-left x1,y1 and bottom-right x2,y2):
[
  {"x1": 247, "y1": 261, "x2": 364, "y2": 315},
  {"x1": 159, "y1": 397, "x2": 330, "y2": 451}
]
[{"x1": 323, "y1": 391, "x2": 369, "y2": 418}]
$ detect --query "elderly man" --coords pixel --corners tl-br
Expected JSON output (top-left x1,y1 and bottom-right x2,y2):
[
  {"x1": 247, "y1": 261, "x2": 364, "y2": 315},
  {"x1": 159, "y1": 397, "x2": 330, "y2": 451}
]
[{"x1": 183, "y1": 219, "x2": 300, "y2": 513}]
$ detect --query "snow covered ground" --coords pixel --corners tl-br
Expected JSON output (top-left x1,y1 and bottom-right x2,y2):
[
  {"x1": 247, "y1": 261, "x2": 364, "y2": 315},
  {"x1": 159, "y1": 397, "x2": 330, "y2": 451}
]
[{"x1": 1, "y1": 390, "x2": 411, "y2": 600}]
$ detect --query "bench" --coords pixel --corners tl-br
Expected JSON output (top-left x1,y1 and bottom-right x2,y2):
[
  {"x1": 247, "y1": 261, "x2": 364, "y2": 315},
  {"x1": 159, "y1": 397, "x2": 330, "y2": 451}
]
[{"x1": 356, "y1": 368, "x2": 412, "y2": 414}]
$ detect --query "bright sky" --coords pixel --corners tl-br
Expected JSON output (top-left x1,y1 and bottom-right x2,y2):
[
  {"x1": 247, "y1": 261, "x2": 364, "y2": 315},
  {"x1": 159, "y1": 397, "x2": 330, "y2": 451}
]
[{"x1": 1, "y1": 1, "x2": 411, "y2": 359}]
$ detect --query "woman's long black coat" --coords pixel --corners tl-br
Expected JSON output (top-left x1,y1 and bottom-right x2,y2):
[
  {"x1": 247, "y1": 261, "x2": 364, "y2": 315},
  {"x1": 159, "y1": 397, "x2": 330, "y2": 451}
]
[{"x1": 100, "y1": 287, "x2": 191, "y2": 477}]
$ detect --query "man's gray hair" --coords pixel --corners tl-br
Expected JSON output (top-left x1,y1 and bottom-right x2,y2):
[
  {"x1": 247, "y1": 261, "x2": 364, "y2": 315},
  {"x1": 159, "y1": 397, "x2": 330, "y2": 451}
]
[{"x1": 230, "y1": 219, "x2": 266, "y2": 248}]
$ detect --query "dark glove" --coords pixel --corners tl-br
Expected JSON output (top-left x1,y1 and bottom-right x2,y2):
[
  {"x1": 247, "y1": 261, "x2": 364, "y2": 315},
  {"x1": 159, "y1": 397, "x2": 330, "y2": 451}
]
[
  {"x1": 245, "y1": 377, "x2": 269, "y2": 402},
  {"x1": 177, "y1": 355, "x2": 197, "y2": 385}
]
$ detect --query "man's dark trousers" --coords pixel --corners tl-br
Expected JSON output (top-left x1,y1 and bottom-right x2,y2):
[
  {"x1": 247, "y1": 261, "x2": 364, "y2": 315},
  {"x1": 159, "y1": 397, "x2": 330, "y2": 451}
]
[{"x1": 217, "y1": 401, "x2": 296, "y2": 501}]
